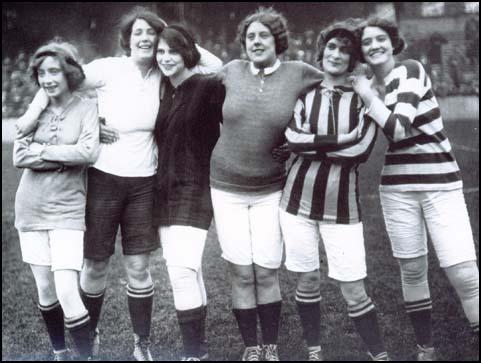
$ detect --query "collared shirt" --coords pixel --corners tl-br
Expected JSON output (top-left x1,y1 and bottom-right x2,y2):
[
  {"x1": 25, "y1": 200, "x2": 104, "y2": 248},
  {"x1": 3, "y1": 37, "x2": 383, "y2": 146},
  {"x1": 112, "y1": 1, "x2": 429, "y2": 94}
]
[
  {"x1": 83, "y1": 56, "x2": 161, "y2": 177},
  {"x1": 249, "y1": 59, "x2": 282, "y2": 75}
]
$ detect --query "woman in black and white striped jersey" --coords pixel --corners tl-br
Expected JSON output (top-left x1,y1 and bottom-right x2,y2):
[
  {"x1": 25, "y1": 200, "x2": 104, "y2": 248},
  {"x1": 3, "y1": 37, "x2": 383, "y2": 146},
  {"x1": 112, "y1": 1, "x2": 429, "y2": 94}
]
[
  {"x1": 279, "y1": 19, "x2": 388, "y2": 361},
  {"x1": 352, "y1": 17, "x2": 479, "y2": 360}
]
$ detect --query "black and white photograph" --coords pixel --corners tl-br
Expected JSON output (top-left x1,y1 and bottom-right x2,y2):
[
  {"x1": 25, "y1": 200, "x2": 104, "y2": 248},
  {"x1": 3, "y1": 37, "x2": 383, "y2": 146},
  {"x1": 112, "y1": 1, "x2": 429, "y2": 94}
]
[{"x1": 2, "y1": 2, "x2": 479, "y2": 361}]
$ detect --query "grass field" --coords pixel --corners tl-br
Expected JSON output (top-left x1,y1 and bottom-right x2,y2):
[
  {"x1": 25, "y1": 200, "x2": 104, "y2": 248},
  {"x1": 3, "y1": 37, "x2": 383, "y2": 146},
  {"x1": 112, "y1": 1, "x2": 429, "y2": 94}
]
[{"x1": 2, "y1": 121, "x2": 479, "y2": 361}]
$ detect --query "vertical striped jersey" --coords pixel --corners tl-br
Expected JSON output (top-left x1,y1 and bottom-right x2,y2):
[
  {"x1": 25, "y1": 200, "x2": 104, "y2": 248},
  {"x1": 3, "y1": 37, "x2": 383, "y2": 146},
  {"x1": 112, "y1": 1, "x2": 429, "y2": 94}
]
[
  {"x1": 280, "y1": 84, "x2": 377, "y2": 224},
  {"x1": 366, "y1": 59, "x2": 462, "y2": 192}
]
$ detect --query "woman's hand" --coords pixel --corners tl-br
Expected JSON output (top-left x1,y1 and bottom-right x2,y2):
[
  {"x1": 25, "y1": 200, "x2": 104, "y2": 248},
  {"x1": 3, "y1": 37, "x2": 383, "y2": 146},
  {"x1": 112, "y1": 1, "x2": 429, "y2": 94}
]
[
  {"x1": 99, "y1": 123, "x2": 120, "y2": 144},
  {"x1": 349, "y1": 74, "x2": 376, "y2": 108},
  {"x1": 272, "y1": 142, "x2": 290, "y2": 163}
]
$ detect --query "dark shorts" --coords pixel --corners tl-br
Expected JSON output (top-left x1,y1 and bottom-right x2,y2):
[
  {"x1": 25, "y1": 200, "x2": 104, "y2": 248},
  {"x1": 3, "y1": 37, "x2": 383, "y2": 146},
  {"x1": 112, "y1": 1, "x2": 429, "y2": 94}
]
[{"x1": 84, "y1": 168, "x2": 159, "y2": 260}]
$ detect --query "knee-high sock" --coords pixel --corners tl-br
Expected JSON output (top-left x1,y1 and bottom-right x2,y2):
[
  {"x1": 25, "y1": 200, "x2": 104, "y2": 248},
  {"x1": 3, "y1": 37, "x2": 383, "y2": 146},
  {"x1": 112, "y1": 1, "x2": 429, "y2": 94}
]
[
  {"x1": 65, "y1": 311, "x2": 92, "y2": 359},
  {"x1": 38, "y1": 301, "x2": 66, "y2": 352},
  {"x1": 200, "y1": 304, "x2": 207, "y2": 344},
  {"x1": 399, "y1": 256, "x2": 433, "y2": 347},
  {"x1": 127, "y1": 285, "x2": 154, "y2": 338},
  {"x1": 295, "y1": 288, "x2": 321, "y2": 348},
  {"x1": 177, "y1": 306, "x2": 203, "y2": 358},
  {"x1": 80, "y1": 289, "x2": 105, "y2": 332},
  {"x1": 348, "y1": 297, "x2": 386, "y2": 357},
  {"x1": 445, "y1": 261, "x2": 479, "y2": 333},
  {"x1": 257, "y1": 301, "x2": 282, "y2": 345},
  {"x1": 233, "y1": 308, "x2": 258, "y2": 347}
]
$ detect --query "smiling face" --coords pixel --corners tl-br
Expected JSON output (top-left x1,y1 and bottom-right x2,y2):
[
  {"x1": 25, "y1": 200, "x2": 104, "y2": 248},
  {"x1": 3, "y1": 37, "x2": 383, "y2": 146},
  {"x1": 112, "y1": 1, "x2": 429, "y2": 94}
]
[
  {"x1": 361, "y1": 26, "x2": 394, "y2": 67},
  {"x1": 156, "y1": 38, "x2": 186, "y2": 79},
  {"x1": 245, "y1": 21, "x2": 277, "y2": 68},
  {"x1": 130, "y1": 18, "x2": 158, "y2": 63},
  {"x1": 37, "y1": 56, "x2": 70, "y2": 100},
  {"x1": 322, "y1": 37, "x2": 351, "y2": 76}
]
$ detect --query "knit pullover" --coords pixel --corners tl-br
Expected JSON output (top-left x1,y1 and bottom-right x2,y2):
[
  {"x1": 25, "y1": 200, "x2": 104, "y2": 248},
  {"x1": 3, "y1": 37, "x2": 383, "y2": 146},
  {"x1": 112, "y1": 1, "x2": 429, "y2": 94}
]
[{"x1": 210, "y1": 60, "x2": 323, "y2": 193}]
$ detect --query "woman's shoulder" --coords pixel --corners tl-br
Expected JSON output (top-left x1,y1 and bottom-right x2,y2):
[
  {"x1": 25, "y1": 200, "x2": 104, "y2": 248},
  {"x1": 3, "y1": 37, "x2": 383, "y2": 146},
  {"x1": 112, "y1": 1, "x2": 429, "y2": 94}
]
[
  {"x1": 70, "y1": 95, "x2": 98, "y2": 114},
  {"x1": 395, "y1": 59, "x2": 424, "y2": 79}
]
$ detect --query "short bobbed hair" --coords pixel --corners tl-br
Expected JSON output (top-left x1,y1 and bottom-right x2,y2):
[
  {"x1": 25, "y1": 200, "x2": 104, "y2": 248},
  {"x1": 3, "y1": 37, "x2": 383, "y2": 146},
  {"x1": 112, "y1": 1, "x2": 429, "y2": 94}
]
[
  {"x1": 30, "y1": 40, "x2": 85, "y2": 91},
  {"x1": 237, "y1": 7, "x2": 289, "y2": 55},
  {"x1": 119, "y1": 6, "x2": 167, "y2": 56},
  {"x1": 159, "y1": 25, "x2": 201, "y2": 69},
  {"x1": 357, "y1": 17, "x2": 406, "y2": 63},
  {"x1": 316, "y1": 18, "x2": 363, "y2": 73}
]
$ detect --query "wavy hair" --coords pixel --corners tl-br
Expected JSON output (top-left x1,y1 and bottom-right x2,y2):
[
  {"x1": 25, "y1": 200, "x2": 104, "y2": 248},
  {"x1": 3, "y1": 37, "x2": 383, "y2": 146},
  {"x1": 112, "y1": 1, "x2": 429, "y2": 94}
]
[{"x1": 159, "y1": 25, "x2": 201, "y2": 69}]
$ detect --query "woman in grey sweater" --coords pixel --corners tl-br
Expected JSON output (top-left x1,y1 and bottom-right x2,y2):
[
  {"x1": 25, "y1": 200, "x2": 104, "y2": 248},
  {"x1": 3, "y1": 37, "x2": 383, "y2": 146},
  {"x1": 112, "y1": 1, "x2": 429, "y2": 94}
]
[{"x1": 13, "y1": 40, "x2": 99, "y2": 360}]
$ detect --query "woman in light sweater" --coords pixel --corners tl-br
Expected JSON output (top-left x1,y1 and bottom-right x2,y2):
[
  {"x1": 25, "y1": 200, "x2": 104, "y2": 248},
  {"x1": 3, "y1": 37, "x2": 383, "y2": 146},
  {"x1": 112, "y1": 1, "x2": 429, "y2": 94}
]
[
  {"x1": 352, "y1": 17, "x2": 479, "y2": 360},
  {"x1": 13, "y1": 40, "x2": 99, "y2": 361},
  {"x1": 210, "y1": 7, "x2": 323, "y2": 361}
]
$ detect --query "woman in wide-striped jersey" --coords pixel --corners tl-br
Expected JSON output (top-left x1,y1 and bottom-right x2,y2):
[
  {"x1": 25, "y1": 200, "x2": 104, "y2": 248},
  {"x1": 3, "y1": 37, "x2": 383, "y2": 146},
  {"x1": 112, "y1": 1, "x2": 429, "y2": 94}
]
[
  {"x1": 353, "y1": 17, "x2": 479, "y2": 360},
  {"x1": 279, "y1": 20, "x2": 389, "y2": 361}
]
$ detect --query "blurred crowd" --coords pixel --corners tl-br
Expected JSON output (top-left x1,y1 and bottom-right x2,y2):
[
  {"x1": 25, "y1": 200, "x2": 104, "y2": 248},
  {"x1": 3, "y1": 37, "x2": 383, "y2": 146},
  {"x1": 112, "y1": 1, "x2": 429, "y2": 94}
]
[{"x1": 2, "y1": 28, "x2": 479, "y2": 119}]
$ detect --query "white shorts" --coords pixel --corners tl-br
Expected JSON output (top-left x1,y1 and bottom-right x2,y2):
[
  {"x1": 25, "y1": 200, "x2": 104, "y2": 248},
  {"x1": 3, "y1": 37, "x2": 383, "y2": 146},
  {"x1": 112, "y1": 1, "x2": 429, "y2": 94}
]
[
  {"x1": 18, "y1": 229, "x2": 84, "y2": 271},
  {"x1": 211, "y1": 188, "x2": 283, "y2": 269},
  {"x1": 159, "y1": 225, "x2": 207, "y2": 271},
  {"x1": 380, "y1": 189, "x2": 476, "y2": 268},
  {"x1": 280, "y1": 209, "x2": 367, "y2": 282}
]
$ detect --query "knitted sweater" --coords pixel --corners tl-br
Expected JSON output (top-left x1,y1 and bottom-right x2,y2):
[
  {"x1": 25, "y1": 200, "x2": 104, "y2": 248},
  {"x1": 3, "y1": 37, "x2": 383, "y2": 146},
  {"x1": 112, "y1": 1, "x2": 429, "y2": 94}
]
[
  {"x1": 210, "y1": 60, "x2": 323, "y2": 193},
  {"x1": 14, "y1": 96, "x2": 99, "y2": 231}
]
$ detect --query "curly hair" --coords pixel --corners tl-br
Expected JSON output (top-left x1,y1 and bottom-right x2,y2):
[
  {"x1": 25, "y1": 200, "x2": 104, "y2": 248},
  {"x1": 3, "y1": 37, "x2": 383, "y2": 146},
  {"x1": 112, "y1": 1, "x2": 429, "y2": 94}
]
[
  {"x1": 357, "y1": 17, "x2": 406, "y2": 63},
  {"x1": 119, "y1": 6, "x2": 167, "y2": 56},
  {"x1": 159, "y1": 25, "x2": 201, "y2": 69},
  {"x1": 30, "y1": 40, "x2": 85, "y2": 91},
  {"x1": 316, "y1": 18, "x2": 363, "y2": 73},
  {"x1": 237, "y1": 7, "x2": 289, "y2": 55}
]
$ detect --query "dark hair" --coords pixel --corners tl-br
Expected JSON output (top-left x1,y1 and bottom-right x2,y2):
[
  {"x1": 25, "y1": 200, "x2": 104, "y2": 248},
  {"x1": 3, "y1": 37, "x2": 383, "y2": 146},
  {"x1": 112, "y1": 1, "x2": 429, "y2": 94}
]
[
  {"x1": 30, "y1": 40, "x2": 85, "y2": 91},
  {"x1": 357, "y1": 17, "x2": 406, "y2": 63},
  {"x1": 119, "y1": 6, "x2": 167, "y2": 56},
  {"x1": 316, "y1": 18, "x2": 363, "y2": 73},
  {"x1": 237, "y1": 7, "x2": 289, "y2": 55},
  {"x1": 159, "y1": 25, "x2": 201, "y2": 69}
]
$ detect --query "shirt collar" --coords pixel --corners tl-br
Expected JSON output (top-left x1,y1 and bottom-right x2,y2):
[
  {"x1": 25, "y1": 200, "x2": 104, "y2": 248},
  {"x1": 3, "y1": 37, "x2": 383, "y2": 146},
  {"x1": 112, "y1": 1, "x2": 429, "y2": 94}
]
[{"x1": 249, "y1": 59, "x2": 281, "y2": 76}]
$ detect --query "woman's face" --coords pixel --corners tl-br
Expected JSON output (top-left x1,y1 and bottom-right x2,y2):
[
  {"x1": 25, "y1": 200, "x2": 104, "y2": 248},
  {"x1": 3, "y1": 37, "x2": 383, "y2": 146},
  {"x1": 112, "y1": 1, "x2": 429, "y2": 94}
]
[
  {"x1": 245, "y1": 21, "x2": 277, "y2": 68},
  {"x1": 37, "y1": 56, "x2": 69, "y2": 99},
  {"x1": 361, "y1": 26, "x2": 394, "y2": 67},
  {"x1": 130, "y1": 18, "x2": 158, "y2": 63},
  {"x1": 156, "y1": 38, "x2": 186, "y2": 78},
  {"x1": 322, "y1": 37, "x2": 351, "y2": 76}
]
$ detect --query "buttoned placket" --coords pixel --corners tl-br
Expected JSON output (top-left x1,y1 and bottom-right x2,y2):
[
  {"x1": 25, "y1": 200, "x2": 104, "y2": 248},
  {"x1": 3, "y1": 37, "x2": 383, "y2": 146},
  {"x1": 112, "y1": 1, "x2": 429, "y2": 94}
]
[{"x1": 258, "y1": 68, "x2": 265, "y2": 93}]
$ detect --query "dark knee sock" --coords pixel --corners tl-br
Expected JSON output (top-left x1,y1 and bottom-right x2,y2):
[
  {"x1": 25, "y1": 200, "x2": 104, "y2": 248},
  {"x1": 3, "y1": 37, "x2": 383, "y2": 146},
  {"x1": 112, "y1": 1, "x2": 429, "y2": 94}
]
[
  {"x1": 348, "y1": 298, "x2": 386, "y2": 356},
  {"x1": 233, "y1": 307, "x2": 258, "y2": 347},
  {"x1": 177, "y1": 306, "x2": 203, "y2": 358},
  {"x1": 257, "y1": 301, "x2": 282, "y2": 345},
  {"x1": 296, "y1": 288, "x2": 321, "y2": 347},
  {"x1": 200, "y1": 305, "x2": 207, "y2": 344},
  {"x1": 127, "y1": 285, "x2": 154, "y2": 338},
  {"x1": 405, "y1": 298, "x2": 433, "y2": 347},
  {"x1": 38, "y1": 301, "x2": 66, "y2": 352},
  {"x1": 65, "y1": 312, "x2": 92, "y2": 359},
  {"x1": 80, "y1": 289, "x2": 105, "y2": 332}
]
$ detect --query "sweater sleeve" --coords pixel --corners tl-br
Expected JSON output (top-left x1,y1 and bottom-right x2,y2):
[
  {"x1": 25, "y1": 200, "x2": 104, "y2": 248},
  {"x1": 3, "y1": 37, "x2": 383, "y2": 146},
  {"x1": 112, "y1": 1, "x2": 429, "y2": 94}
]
[
  {"x1": 285, "y1": 96, "x2": 364, "y2": 154},
  {"x1": 40, "y1": 103, "x2": 100, "y2": 165},
  {"x1": 13, "y1": 134, "x2": 63, "y2": 170},
  {"x1": 300, "y1": 62, "x2": 324, "y2": 94},
  {"x1": 366, "y1": 60, "x2": 426, "y2": 143}
]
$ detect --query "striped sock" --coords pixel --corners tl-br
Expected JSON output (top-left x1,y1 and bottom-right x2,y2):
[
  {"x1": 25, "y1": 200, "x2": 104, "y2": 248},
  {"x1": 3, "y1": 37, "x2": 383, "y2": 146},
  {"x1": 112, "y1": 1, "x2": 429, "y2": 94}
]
[
  {"x1": 233, "y1": 307, "x2": 258, "y2": 347},
  {"x1": 177, "y1": 306, "x2": 203, "y2": 358},
  {"x1": 405, "y1": 298, "x2": 433, "y2": 347},
  {"x1": 65, "y1": 311, "x2": 92, "y2": 359},
  {"x1": 80, "y1": 289, "x2": 105, "y2": 332},
  {"x1": 127, "y1": 285, "x2": 154, "y2": 338},
  {"x1": 470, "y1": 322, "x2": 479, "y2": 334},
  {"x1": 38, "y1": 301, "x2": 66, "y2": 352},
  {"x1": 258, "y1": 301, "x2": 282, "y2": 345},
  {"x1": 348, "y1": 298, "x2": 386, "y2": 357},
  {"x1": 295, "y1": 288, "x2": 321, "y2": 347}
]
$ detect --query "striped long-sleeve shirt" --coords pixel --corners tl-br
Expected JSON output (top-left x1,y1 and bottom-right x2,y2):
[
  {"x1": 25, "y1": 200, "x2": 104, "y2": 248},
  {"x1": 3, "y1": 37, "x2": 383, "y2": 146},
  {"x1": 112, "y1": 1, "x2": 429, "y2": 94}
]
[
  {"x1": 280, "y1": 84, "x2": 377, "y2": 224},
  {"x1": 366, "y1": 59, "x2": 462, "y2": 191}
]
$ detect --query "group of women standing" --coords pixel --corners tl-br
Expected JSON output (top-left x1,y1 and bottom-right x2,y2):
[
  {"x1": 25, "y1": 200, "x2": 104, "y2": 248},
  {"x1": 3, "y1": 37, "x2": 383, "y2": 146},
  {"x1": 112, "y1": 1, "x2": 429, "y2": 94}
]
[{"x1": 13, "y1": 5, "x2": 478, "y2": 362}]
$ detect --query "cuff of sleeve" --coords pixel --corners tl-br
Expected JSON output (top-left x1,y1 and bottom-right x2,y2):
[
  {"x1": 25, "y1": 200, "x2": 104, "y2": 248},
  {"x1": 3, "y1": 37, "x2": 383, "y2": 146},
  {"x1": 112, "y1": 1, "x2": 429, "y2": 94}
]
[{"x1": 366, "y1": 97, "x2": 390, "y2": 128}]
